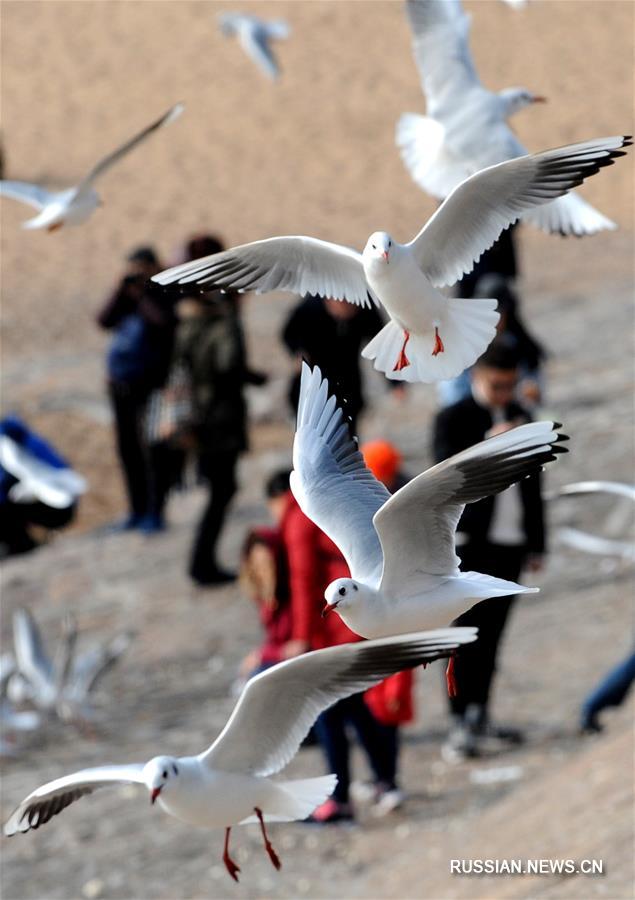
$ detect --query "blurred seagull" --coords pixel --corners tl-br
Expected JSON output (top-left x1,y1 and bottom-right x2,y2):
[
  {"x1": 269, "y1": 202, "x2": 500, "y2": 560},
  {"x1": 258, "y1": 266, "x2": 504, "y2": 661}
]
[
  {"x1": 0, "y1": 103, "x2": 183, "y2": 231},
  {"x1": 291, "y1": 364, "x2": 568, "y2": 642},
  {"x1": 218, "y1": 13, "x2": 290, "y2": 80},
  {"x1": 0, "y1": 654, "x2": 41, "y2": 754},
  {"x1": 397, "y1": 0, "x2": 618, "y2": 235},
  {"x1": 4, "y1": 628, "x2": 476, "y2": 881},
  {"x1": 153, "y1": 136, "x2": 630, "y2": 383},
  {"x1": 547, "y1": 481, "x2": 635, "y2": 561}
]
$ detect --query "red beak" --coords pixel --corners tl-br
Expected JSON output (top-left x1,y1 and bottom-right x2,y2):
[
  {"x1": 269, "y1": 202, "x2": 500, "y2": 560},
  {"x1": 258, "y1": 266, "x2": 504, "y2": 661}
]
[
  {"x1": 382, "y1": 251, "x2": 389, "y2": 262},
  {"x1": 532, "y1": 95, "x2": 547, "y2": 103},
  {"x1": 321, "y1": 603, "x2": 332, "y2": 619},
  {"x1": 151, "y1": 787, "x2": 161, "y2": 805}
]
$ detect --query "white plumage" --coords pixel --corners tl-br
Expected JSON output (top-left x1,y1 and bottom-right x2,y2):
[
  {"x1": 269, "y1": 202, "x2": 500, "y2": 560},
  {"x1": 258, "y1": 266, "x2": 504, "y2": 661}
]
[
  {"x1": 292, "y1": 364, "x2": 569, "y2": 638},
  {"x1": 397, "y1": 0, "x2": 620, "y2": 236},
  {"x1": 153, "y1": 136, "x2": 629, "y2": 383},
  {"x1": 218, "y1": 13, "x2": 290, "y2": 81}
]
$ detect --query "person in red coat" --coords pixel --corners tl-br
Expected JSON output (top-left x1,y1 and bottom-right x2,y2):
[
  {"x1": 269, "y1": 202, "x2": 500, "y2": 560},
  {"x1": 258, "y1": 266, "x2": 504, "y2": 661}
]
[{"x1": 266, "y1": 471, "x2": 404, "y2": 822}]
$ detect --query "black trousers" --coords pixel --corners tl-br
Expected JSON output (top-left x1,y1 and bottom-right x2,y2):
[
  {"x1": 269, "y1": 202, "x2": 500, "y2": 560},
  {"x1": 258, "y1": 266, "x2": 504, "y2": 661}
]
[
  {"x1": 449, "y1": 542, "x2": 525, "y2": 716},
  {"x1": 189, "y1": 450, "x2": 239, "y2": 580},
  {"x1": 0, "y1": 501, "x2": 75, "y2": 557},
  {"x1": 109, "y1": 382, "x2": 174, "y2": 520},
  {"x1": 314, "y1": 694, "x2": 399, "y2": 804}
]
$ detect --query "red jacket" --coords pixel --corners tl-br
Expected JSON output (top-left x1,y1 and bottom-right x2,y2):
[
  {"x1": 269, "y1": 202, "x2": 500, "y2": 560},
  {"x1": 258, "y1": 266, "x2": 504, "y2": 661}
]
[{"x1": 279, "y1": 494, "x2": 360, "y2": 649}]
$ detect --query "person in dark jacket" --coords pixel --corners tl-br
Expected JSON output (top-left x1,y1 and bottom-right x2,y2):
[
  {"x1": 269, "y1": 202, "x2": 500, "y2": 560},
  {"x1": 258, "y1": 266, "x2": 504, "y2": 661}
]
[
  {"x1": 174, "y1": 235, "x2": 266, "y2": 586},
  {"x1": 282, "y1": 295, "x2": 388, "y2": 435},
  {"x1": 432, "y1": 341, "x2": 546, "y2": 759},
  {"x1": 97, "y1": 246, "x2": 177, "y2": 533}
]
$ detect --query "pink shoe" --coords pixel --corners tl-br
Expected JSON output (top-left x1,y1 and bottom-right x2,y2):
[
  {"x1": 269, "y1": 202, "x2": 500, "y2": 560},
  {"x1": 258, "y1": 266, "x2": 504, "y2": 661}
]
[{"x1": 308, "y1": 797, "x2": 354, "y2": 824}]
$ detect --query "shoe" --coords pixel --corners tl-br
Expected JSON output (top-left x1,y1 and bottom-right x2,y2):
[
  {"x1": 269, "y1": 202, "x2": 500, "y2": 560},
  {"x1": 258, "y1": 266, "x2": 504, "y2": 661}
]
[
  {"x1": 372, "y1": 787, "x2": 404, "y2": 817},
  {"x1": 441, "y1": 719, "x2": 480, "y2": 763},
  {"x1": 138, "y1": 514, "x2": 166, "y2": 535},
  {"x1": 307, "y1": 798, "x2": 354, "y2": 824},
  {"x1": 107, "y1": 514, "x2": 143, "y2": 533},
  {"x1": 191, "y1": 567, "x2": 236, "y2": 587},
  {"x1": 580, "y1": 715, "x2": 603, "y2": 735},
  {"x1": 464, "y1": 704, "x2": 524, "y2": 745}
]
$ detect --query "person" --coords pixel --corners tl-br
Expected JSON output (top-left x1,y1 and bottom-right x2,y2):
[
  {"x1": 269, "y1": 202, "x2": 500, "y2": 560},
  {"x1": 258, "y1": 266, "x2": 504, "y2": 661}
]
[
  {"x1": 282, "y1": 295, "x2": 388, "y2": 435},
  {"x1": 432, "y1": 342, "x2": 546, "y2": 760},
  {"x1": 97, "y1": 246, "x2": 177, "y2": 533},
  {"x1": 238, "y1": 527, "x2": 292, "y2": 677},
  {"x1": 266, "y1": 470, "x2": 402, "y2": 822},
  {"x1": 437, "y1": 274, "x2": 547, "y2": 410},
  {"x1": 0, "y1": 415, "x2": 85, "y2": 557},
  {"x1": 172, "y1": 234, "x2": 266, "y2": 586},
  {"x1": 580, "y1": 650, "x2": 635, "y2": 734}
]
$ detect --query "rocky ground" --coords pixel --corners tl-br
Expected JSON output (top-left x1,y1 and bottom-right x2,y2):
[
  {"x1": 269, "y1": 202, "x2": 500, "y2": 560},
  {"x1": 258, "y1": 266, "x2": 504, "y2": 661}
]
[{"x1": 1, "y1": 2, "x2": 634, "y2": 899}]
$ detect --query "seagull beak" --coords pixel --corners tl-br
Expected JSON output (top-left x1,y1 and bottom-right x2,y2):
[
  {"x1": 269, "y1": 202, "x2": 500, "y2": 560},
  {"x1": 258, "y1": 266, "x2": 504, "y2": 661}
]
[
  {"x1": 151, "y1": 787, "x2": 162, "y2": 805},
  {"x1": 382, "y1": 251, "x2": 389, "y2": 262},
  {"x1": 532, "y1": 95, "x2": 547, "y2": 103},
  {"x1": 321, "y1": 601, "x2": 339, "y2": 618}
]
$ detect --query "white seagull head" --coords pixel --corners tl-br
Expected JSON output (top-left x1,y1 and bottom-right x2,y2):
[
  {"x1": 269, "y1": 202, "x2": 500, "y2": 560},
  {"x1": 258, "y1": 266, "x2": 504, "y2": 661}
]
[
  {"x1": 498, "y1": 87, "x2": 547, "y2": 117},
  {"x1": 322, "y1": 578, "x2": 367, "y2": 618},
  {"x1": 363, "y1": 231, "x2": 394, "y2": 267},
  {"x1": 143, "y1": 756, "x2": 181, "y2": 805}
]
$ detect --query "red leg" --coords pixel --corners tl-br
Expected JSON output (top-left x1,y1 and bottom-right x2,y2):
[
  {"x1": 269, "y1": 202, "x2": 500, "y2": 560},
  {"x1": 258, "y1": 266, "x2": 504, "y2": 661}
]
[
  {"x1": 222, "y1": 827, "x2": 241, "y2": 882},
  {"x1": 255, "y1": 807, "x2": 281, "y2": 871},
  {"x1": 446, "y1": 656, "x2": 458, "y2": 698},
  {"x1": 432, "y1": 326, "x2": 445, "y2": 357},
  {"x1": 393, "y1": 330, "x2": 411, "y2": 371},
  {"x1": 47, "y1": 223, "x2": 63, "y2": 233}
]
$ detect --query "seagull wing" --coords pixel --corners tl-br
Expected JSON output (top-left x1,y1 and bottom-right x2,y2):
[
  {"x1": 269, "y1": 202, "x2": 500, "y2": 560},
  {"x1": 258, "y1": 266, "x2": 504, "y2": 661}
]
[
  {"x1": 0, "y1": 181, "x2": 55, "y2": 210},
  {"x1": 408, "y1": 136, "x2": 631, "y2": 287},
  {"x1": 153, "y1": 236, "x2": 376, "y2": 308},
  {"x1": 374, "y1": 422, "x2": 568, "y2": 596},
  {"x1": 77, "y1": 103, "x2": 184, "y2": 189},
  {"x1": 200, "y1": 628, "x2": 477, "y2": 776},
  {"x1": 244, "y1": 28, "x2": 280, "y2": 79},
  {"x1": 13, "y1": 609, "x2": 55, "y2": 702},
  {"x1": 290, "y1": 363, "x2": 389, "y2": 584},
  {"x1": 4, "y1": 765, "x2": 145, "y2": 836},
  {"x1": 405, "y1": 0, "x2": 481, "y2": 115}
]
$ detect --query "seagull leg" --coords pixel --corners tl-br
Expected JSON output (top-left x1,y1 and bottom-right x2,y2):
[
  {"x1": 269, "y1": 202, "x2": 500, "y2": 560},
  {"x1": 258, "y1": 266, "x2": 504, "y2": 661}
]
[
  {"x1": 255, "y1": 807, "x2": 282, "y2": 871},
  {"x1": 446, "y1": 656, "x2": 458, "y2": 698},
  {"x1": 222, "y1": 827, "x2": 241, "y2": 882},
  {"x1": 432, "y1": 326, "x2": 444, "y2": 357},
  {"x1": 393, "y1": 330, "x2": 411, "y2": 371}
]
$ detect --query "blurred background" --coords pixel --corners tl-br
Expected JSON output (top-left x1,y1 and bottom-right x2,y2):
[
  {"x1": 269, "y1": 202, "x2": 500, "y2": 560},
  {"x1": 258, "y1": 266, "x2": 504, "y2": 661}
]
[{"x1": 1, "y1": 1, "x2": 634, "y2": 898}]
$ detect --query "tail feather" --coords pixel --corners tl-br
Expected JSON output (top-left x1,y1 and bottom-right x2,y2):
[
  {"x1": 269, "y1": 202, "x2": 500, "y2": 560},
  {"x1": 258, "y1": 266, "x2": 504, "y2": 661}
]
[
  {"x1": 239, "y1": 775, "x2": 337, "y2": 824},
  {"x1": 362, "y1": 298, "x2": 498, "y2": 383},
  {"x1": 460, "y1": 570, "x2": 539, "y2": 598}
]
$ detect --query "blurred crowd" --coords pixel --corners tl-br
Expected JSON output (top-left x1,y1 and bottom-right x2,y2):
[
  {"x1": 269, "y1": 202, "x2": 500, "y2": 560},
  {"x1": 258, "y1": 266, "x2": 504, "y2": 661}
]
[{"x1": 2, "y1": 228, "x2": 631, "y2": 823}]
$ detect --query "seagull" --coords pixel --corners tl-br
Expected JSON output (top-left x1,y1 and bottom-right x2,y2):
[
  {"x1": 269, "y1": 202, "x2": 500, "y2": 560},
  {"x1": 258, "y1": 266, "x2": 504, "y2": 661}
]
[
  {"x1": 0, "y1": 103, "x2": 183, "y2": 231},
  {"x1": 547, "y1": 481, "x2": 635, "y2": 562},
  {"x1": 291, "y1": 364, "x2": 568, "y2": 645},
  {"x1": 218, "y1": 13, "x2": 290, "y2": 80},
  {"x1": 4, "y1": 628, "x2": 476, "y2": 880},
  {"x1": 0, "y1": 433, "x2": 86, "y2": 508},
  {"x1": 153, "y1": 136, "x2": 630, "y2": 383},
  {"x1": 397, "y1": 0, "x2": 618, "y2": 235}
]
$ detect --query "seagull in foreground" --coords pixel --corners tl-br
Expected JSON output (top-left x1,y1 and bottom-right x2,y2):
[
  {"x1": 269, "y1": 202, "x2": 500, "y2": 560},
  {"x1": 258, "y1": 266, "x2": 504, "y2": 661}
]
[
  {"x1": 218, "y1": 12, "x2": 290, "y2": 80},
  {"x1": 4, "y1": 628, "x2": 476, "y2": 881},
  {"x1": 0, "y1": 103, "x2": 183, "y2": 231},
  {"x1": 291, "y1": 365, "x2": 568, "y2": 650},
  {"x1": 397, "y1": 0, "x2": 618, "y2": 235},
  {"x1": 153, "y1": 136, "x2": 630, "y2": 383}
]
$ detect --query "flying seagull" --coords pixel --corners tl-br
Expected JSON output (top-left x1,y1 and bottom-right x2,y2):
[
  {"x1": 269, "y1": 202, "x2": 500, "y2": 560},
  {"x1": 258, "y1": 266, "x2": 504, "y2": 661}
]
[
  {"x1": 218, "y1": 13, "x2": 290, "y2": 80},
  {"x1": 397, "y1": 0, "x2": 618, "y2": 235},
  {"x1": 153, "y1": 136, "x2": 630, "y2": 383},
  {"x1": 291, "y1": 364, "x2": 567, "y2": 643},
  {"x1": 4, "y1": 628, "x2": 476, "y2": 881},
  {"x1": 0, "y1": 103, "x2": 183, "y2": 231}
]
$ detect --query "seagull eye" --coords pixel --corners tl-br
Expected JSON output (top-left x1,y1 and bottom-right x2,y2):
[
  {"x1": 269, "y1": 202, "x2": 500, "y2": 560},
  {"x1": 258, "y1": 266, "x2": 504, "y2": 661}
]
[
  {"x1": 162, "y1": 770, "x2": 168, "y2": 779},
  {"x1": 172, "y1": 764, "x2": 179, "y2": 775},
  {"x1": 388, "y1": 240, "x2": 392, "y2": 247},
  {"x1": 338, "y1": 586, "x2": 346, "y2": 596},
  {"x1": 352, "y1": 584, "x2": 358, "y2": 592},
  {"x1": 371, "y1": 244, "x2": 376, "y2": 249}
]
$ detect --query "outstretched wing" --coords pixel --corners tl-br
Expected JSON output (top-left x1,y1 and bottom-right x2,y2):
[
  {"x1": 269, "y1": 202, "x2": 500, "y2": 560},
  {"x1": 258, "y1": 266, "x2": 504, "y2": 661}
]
[
  {"x1": 4, "y1": 765, "x2": 145, "y2": 836},
  {"x1": 290, "y1": 363, "x2": 389, "y2": 583},
  {"x1": 409, "y1": 136, "x2": 631, "y2": 287},
  {"x1": 374, "y1": 422, "x2": 568, "y2": 596},
  {"x1": 200, "y1": 628, "x2": 477, "y2": 776},
  {"x1": 153, "y1": 236, "x2": 376, "y2": 308},
  {"x1": 0, "y1": 181, "x2": 55, "y2": 210},
  {"x1": 78, "y1": 103, "x2": 184, "y2": 189}
]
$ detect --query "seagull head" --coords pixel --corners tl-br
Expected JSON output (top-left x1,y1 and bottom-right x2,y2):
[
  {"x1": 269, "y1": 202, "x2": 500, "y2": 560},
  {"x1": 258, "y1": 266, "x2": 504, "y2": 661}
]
[
  {"x1": 499, "y1": 87, "x2": 547, "y2": 117},
  {"x1": 322, "y1": 578, "x2": 361, "y2": 618},
  {"x1": 143, "y1": 756, "x2": 181, "y2": 806},
  {"x1": 363, "y1": 232, "x2": 393, "y2": 267}
]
